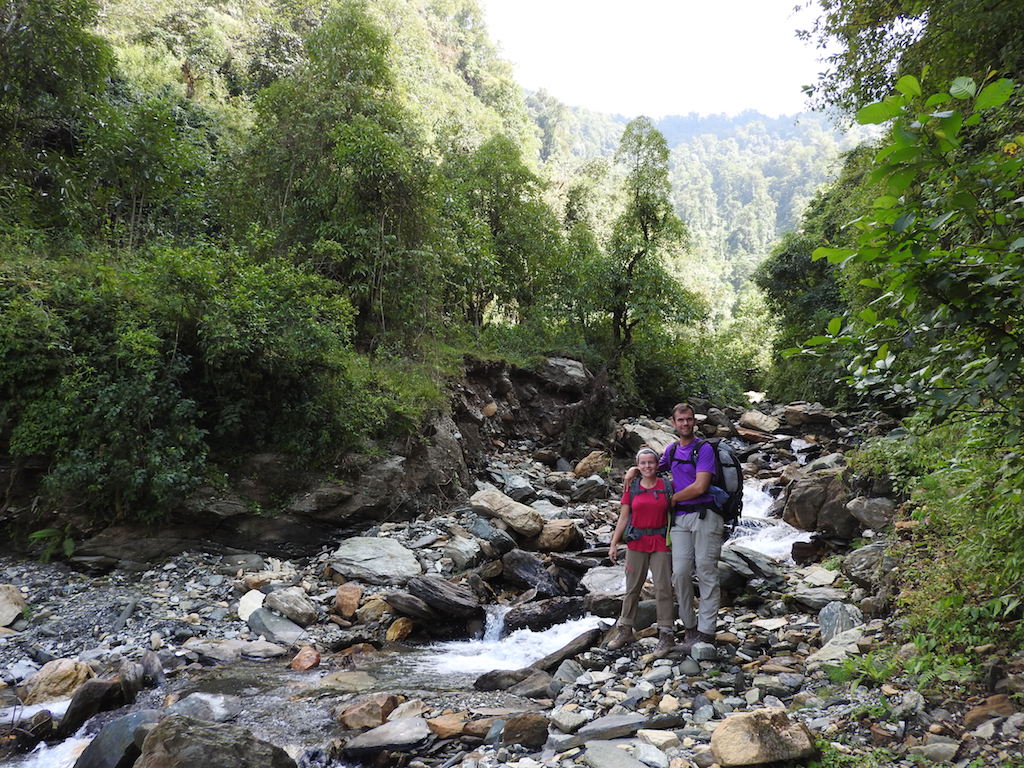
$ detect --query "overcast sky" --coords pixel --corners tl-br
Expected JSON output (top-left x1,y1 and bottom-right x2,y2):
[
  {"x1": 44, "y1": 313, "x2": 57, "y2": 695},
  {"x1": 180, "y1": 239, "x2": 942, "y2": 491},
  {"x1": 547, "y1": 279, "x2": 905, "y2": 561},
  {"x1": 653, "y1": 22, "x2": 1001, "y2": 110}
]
[{"x1": 478, "y1": 0, "x2": 829, "y2": 118}]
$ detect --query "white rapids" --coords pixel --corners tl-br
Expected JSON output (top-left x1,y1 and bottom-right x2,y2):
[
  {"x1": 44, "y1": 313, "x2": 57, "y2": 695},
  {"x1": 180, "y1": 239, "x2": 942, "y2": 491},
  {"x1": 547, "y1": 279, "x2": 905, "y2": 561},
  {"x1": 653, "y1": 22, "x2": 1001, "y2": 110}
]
[{"x1": 725, "y1": 479, "x2": 811, "y2": 562}]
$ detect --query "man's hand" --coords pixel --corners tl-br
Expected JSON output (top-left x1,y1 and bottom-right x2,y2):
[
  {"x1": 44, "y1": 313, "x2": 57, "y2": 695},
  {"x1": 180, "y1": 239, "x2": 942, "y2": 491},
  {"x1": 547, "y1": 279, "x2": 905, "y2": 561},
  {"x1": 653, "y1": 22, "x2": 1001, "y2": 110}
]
[{"x1": 623, "y1": 466, "x2": 639, "y2": 485}]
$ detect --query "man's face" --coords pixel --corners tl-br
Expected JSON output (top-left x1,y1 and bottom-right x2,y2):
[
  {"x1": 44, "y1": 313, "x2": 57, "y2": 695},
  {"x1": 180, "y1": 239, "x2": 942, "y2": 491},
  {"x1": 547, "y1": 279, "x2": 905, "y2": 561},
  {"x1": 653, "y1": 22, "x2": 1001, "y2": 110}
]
[{"x1": 672, "y1": 410, "x2": 696, "y2": 439}]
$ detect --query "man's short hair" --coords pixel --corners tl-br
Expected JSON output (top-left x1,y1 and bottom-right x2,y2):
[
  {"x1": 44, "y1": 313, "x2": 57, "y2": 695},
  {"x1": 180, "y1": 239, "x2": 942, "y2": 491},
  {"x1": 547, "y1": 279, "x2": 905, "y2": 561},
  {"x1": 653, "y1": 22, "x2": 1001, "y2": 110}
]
[{"x1": 672, "y1": 402, "x2": 695, "y2": 418}]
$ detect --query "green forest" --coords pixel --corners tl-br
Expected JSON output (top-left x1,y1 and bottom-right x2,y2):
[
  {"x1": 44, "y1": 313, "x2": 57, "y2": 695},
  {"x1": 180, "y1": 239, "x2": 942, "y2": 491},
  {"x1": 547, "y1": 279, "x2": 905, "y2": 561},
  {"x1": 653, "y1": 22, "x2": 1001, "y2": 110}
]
[{"x1": 2, "y1": 0, "x2": 1023, "y2": 658}]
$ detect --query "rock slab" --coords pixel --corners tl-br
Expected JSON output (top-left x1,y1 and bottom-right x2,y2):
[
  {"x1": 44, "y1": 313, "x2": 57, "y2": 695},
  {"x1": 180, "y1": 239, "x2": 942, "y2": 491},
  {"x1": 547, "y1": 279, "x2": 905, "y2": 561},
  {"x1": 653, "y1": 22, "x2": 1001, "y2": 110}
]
[
  {"x1": 710, "y1": 708, "x2": 817, "y2": 766},
  {"x1": 330, "y1": 537, "x2": 422, "y2": 585}
]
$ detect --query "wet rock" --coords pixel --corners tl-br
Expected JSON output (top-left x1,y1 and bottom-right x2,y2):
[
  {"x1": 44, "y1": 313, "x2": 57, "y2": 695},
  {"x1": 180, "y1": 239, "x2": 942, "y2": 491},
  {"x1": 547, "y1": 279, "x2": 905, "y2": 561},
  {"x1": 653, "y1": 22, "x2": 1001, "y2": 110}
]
[
  {"x1": 384, "y1": 592, "x2": 439, "y2": 622},
  {"x1": 385, "y1": 617, "x2": 414, "y2": 641},
  {"x1": 134, "y1": 714, "x2": 296, "y2": 768},
  {"x1": 241, "y1": 640, "x2": 288, "y2": 659},
  {"x1": 72, "y1": 709, "x2": 161, "y2": 768},
  {"x1": 846, "y1": 497, "x2": 897, "y2": 530},
  {"x1": 536, "y1": 519, "x2": 584, "y2": 551},
  {"x1": 23, "y1": 658, "x2": 94, "y2": 705},
  {"x1": 818, "y1": 601, "x2": 864, "y2": 644},
  {"x1": 547, "y1": 713, "x2": 647, "y2": 751},
  {"x1": 501, "y1": 550, "x2": 562, "y2": 597},
  {"x1": 59, "y1": 679, "x2": 127, "y2": 737},
  {"x1": 330, "y1": 537, "x2": 422, "y2": 585},
  {"x1": 289, "y1": 646, "x2": 320, "y2": 671},
  {"x1": 168, "y1": 693, "x2": 243, "y2": 723},
  {"x1": 264, "y1": 586, "x2": 319, "y2": 627},
  {"x1": 0, "y1": 585, "x2": 26, "y2": 627},
  {"x1": 505, "y1": 475, "x2": 537, "y2": 503},
  {"x1": 343, "y1": 716, "x2": 431, "y2": 756},
  {"x1": 474, "y1": 668, "x2": 533, "y2": 691},
  {"x1": 318, "y1": 671, "x2": 377, "y2": 693},
  {"x1": 470, "y1": 489, "x2": 544, "y2": 537},
  {"x1": 502, "y1": 713, "x2": 548, "y2": 747},
  {"x1": 574, "y1": 451, "x2": 610, "y2": 478},
  {"x1": 582, "y1": 741, "x2": 647, "y2": 768},
  {"x1": 508, "y1": 670, "x2": 552, "y2": 698},
  {"x1": 531, "y1": 628, "x2": 603, "y2": 671},
  {"x1": 710, "y1": 708, "x2": 817, "y2": 766},
  {"x1": 333, "y1": 584, "x2": 362, "y2": 618},
  {"x1": 842, "y1": 541, "x2": 896, "y2": 590},
  {"x1": 246, "y1": 608, "x2": 307, "y2": 646},
  {"x1": 338, "y1": 694, "x2": 400, "y2": 730},
  {"x1": 504, "y1": 597, "x2": 585, "y2": 632},
  {"x1": 406, "y1": 575, "x2": 480, "y2": 618}
]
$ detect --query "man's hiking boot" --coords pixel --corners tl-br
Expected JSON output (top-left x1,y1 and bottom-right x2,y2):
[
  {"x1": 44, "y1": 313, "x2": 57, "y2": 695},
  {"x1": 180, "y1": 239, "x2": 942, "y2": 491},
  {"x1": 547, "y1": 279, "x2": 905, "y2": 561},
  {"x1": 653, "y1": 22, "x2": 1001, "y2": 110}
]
[
  {"x1": 605, "y1": 625, "x2": 634, "y2": 651},
  {"x1": 697, "y1": 631, "x2": 717, "y2": 645},
  {"x1": 652, "y1": 630, "x2": 674, "y2": 659},
  {"x1": 677, "y1": 626, "x2": 700, "y2": 654}
]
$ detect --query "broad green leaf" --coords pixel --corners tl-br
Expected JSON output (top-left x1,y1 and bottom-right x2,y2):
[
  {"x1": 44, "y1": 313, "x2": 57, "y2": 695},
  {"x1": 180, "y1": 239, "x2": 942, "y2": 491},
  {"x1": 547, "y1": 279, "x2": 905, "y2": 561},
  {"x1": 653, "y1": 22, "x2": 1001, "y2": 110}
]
[
  {"x1": 895, "y1": 75, "x2": 922, "y2": 98},
  {"x1": 949, "y1": 77, "x2": 976, "y2": 99},
  {"x1": 893, "y1": 212, "x2": 917, "y2": 233},
  {"x1": 859, "y1": 307, "x2": 878, "y2": 323},
  {"x1": 1009, "y1": 237, "x2": 1024, "y2": 252},
  {"x1": 873, "y1": 195, "x2": 899, "y2": 208},
  {"x1": 859, "y1": 278, "x2": 882, "y2": 288},
  {"x1": 63, "y1": 538, "x2": 75, "y2": 557},
  {"x1": 929, "y1": 211, "x2": 956, "y2": 229},
  {"x1": 964, "y1": 113, "x2": 981, "y2": 126},
  {"x1": 812, "y1": 247, "x2": 854, "y2": 263},
  {"x1": 887, "y1": 146, "x2": 922, "y2": 163},
  {"x1": 975, "y1": 78, "x2": 1014, "y2": 110},
  {"x1": 875, "y1": 144, "x2": 899, "y2": 162},
  {"x1": 805, "y1": 336, "x2": 830, "y2": 346},
  {"x1": 28, "y1": 528, "x2": 61, "y2": 539},
  {"x1": 856, "y1": 100, "x2": 902, "y2": 124},
  {"x1": 925, "y1": 93, "x2": 951, "y2": 107},
  {"x1": 887, "y1": 167, "x2": 918, "y2": 193},
  {"x1": 939, "y1": 113, "x2": 963, "y2": 139},
  {"x1": 828, "y1": 317, "x2": 842, "y2": 335}
]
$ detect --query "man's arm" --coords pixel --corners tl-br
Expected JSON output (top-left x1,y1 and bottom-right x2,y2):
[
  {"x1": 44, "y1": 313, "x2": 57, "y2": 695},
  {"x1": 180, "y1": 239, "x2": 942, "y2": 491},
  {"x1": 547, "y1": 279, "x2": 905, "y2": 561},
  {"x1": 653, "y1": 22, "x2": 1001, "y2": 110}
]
[{"x1": 670, "y1": 471, "x2": 712, "y2": 504}]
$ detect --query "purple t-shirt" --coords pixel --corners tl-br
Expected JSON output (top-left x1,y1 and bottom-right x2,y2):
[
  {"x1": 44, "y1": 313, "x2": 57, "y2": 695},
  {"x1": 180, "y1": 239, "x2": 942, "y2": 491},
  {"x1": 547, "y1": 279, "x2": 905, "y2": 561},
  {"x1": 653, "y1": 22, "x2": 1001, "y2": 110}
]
[{"x1": 659, "y1": 439, "x2": 715, "y2": 512}]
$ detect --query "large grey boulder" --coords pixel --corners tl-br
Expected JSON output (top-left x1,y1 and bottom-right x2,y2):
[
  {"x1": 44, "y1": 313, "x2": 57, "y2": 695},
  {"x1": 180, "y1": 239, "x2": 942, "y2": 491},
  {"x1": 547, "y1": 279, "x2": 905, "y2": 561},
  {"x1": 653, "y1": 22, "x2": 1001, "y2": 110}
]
[
  {"x1": 501, "y1": 550, "x2": 562, "y2": 597},
  {"x1": 819, "y1": 601, "x2": 865, "y2": 644},
  {"x1": 782, "y1": 467, "x2": 856, "y2": 538},
  {"x1": 538, "y1": 357, "x2": 591, "y2": 392},
  {"x1": 790, "y1": 587, "x2": 848, "y2": 612},
  {"x1": 134, "y1": 715, "x2": 296, "y2": 768},
  {"x1": 783, "y1": 402, "x2": 838, "y2": 428},
  {"x1": 168, "y1": 693, "x2": 243, "y2": 723},
  {"x1": 246, "y1": 608, "x2": 307, "y2": 646},
  {"x1": 343, "y1": 717, "x2": 432, "y2": 756},
  {"x1": 846, "y1": 497, "x2": 898, "y2": 530},
  {"x1": 619, "y1": 424, "x2": 675, "y2": 455},
  {"x1": 405, "y1": 575, "x2": 480, "y2": 618},
  {"x1": 72, "y1": 710, "x2": 162, "y2": 768},
  {"x1": 330, "y1": 537, "x2": 422, "y2": 585},
  {"x1": 841, "y1": 541, "x2": 896, "y2": 590},
  {"x1": 469, "y1": 489, "x2": 544, "y2": 537},
  {"x1": 710, "y1": 708, "x2": 817, "y2": 766},
  {"x1": 738, "y1": 410, "x2": 781, "y2": 433},
  {"x1": 583, "y1": 741, "x2": 648, "y2": 768},
  {"x1": 0, "y1": 584, "x2": 26, "y2": 627}
]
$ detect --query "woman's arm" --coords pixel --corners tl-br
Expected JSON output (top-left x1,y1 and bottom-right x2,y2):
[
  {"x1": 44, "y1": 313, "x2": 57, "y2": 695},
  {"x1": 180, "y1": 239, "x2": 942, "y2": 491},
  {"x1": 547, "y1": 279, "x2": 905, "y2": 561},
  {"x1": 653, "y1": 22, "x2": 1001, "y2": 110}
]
[{"x1": 609, "y1": 503, "x2": 630, "y2": 564}]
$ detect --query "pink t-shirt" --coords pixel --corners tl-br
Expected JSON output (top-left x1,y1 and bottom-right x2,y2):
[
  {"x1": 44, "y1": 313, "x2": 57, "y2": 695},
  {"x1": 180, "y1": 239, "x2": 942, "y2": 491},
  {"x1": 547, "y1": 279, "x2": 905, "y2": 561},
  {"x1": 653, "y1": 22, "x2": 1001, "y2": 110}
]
[{"x1": 619, "y1": 478, "x2": 671, "y2": 552}]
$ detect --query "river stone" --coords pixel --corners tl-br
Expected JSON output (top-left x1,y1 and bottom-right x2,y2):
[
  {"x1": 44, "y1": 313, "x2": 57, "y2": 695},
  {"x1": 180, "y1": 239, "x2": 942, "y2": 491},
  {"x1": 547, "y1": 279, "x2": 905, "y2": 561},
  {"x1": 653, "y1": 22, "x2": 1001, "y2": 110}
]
[
  {"x1": 547, "y1": 713, "x2": 648, "y2": 751},
  {"x1": 333, "y1": 583, "x2": 362, "y2": 618},
  {"x1": 444, "y1": 536, "x2": 481, "y2": 570},
  {"x1": 505, "y1": 475, "x2": 538, "y2": 503},
  {"x1": 246, "y1": 608, "x2": 307, "y2": 646},
  {"x1": 782, "y1": 468, "x2": 855, "y2": 538},
  {"x1": 72, "y1": 709, "x2": 162, "y2": 768},
  {"x1": 24, "y1": 658, "x2": 94, "y2": 704},
  {"x1": 619, "y1": 424, "x2": 675, "y2": 456},
  {"x1": 474, "y1": 668, "x2": 533, "y2": 691},
  {"x1": 385, "y1": 592, "x2": 439, "y2": 622},
  {"x1": 338, "y1": 693, "x2": 400, "y2": 729},
  {"x1": 237, "y1": 590, "x2": 265, "y2": 622},
  {"x1": 551, "y1": 707, "x2": 591, "y2": 734},
  {"x1": 318, "y1": 670, "x2": 377, "y2": 693},
  {"x1": 385, "y1": 617, "x2": 414, "y2": 641},
  {"x1": 633, "y1": 741, "x2": 669, "y2": 768},
  {"x1": 581, "y1": 566, "x2": 628, "y2": 595},
  {"x1": 571, "y1": 475, "x2": 609, "y2": 502},
  {"x1": 582, "y1": 741, "x2": 648, "y2": 768},
  {"x1": 841, "y1": 541, "x2": 895, "y2": 590},
  {"x1": 738, "y1": 410, "x2": 781, "y2": 433},
  {"x1": 502, "y1": 549, "x2": 562, "y2": 597},
  {"x1": 508, "y1": 670, "x2": 553, "y2": 698},
  {"x1": 59, "y1": 678, "x2": 127, "y2": 737},
  {"x1": 846, "y1": 497, "x2": 897, "y2": 530},
  {"x1": 168, "y1": 693, "x2": 243, "y2": 723},
  {"x1": 784, "y1": 403, "x2": 838, "y2": 428},
  {"x1": 790, "y1": 586, "x2": 848, "y2": 611},
  {"x1": 503, "y1": 713, "x2": 549, "y2": 747},
  {"x1": 468, "y1": 516, "x2": 517, "y2": 554},
  {"x1": 818, "y1": 601, "x2": 865, "y2": 644},
  {"x1": 330, "y1": 537, "x2": 422, "y2": 585},
  {"x1": 504, "y1": 596, "x2": 585, "y2": 632},
  {"x1": 638, "y1": 729, "x2": 681, "y2": 750},
  {"x1": 574, "y1": 450, "x2": 609, "y2": 478},
  {"x1": 427, "y1": 713, "x2": 468, "y2": 739},
  {"x1": 343, "y1": 716, "x2": 431, "y2": 756},
  {"x1": 406, "y1": 575, "x2": 480, "y2": 618},
  {"x1": 0, "y1": 585, "x2": 26, "y2": 627},
  {"x1": 134, "y1": 714, "x2": 296, "y2": 768},
  {"x1": 801, "y1": 566, "x2": 838, "y2": 586},
  {"x1": 806, "y1": 627, "x2": 865, "y2": 668},
  {"x1": 241, "y1": 640, "x2": 288, "y2": 659},
  {"x1": 539, "y1": 357, "x2": 590, "y2": 392},
  {"x1": 264, "y1": 586, "x2": 318, "y2": 627},
  {"x1": 470, "y1": 489, "x2": 544, "y2": 537},
  {"x1": 184, "y1": 638, "x2": 247, "y2": 664},
  {"x1": 290, "y1": 646, "x2": 320, "y2": 670},
  {"x1": 710, "y1": 708, "x2": 817, "y2": 766},
  {"x1": 535, "y1": 519, "x2": 583, "y2": 551}
]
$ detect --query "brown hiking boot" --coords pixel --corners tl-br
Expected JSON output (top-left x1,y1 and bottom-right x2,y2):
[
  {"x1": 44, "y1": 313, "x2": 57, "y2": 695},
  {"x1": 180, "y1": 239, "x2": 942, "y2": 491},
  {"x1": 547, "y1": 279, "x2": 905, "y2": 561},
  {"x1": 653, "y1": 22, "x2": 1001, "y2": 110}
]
[
  {"x1": 605, "y1": 625, "x2": 634, "y2": 651},
  {"x1": 697, "y1": 630, "x2": 717, "y2": 645},
  {"x1": 677, "y1": 626, "x2": 700, "y2": 653},
  {"x1": 652, "y1": 630, "x2": 674, "y2": 659}
]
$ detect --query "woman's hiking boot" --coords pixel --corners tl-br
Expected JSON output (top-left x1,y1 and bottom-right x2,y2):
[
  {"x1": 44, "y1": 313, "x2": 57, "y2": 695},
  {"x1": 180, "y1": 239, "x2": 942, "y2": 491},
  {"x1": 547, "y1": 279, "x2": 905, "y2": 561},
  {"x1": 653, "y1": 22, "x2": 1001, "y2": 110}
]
[
  {"x1": 605, "y1": 625, "x2": 634, "y2": 651},
  {"x1": 652, "y1": 630, "x2": 675, "y2": 659}
]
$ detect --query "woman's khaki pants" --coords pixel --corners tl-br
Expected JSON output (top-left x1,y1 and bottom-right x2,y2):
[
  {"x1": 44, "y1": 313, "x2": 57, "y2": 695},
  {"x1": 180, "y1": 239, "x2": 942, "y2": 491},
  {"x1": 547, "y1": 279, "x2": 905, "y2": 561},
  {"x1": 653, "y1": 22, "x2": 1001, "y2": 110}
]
[{"x1": 617, "y1": 547, "x2": 674, "y2": 632}]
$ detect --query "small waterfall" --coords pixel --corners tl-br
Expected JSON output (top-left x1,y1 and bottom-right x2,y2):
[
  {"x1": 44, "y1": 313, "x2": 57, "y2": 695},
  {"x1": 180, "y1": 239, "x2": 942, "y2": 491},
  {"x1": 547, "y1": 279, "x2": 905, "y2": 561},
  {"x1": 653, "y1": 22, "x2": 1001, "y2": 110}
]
[
  {"x1": 727, "y1": 478, "x2": 811, "y2": 562},
  {"x1": 482, "y1": 603, "x2": 511, "y2": 642},
  {"x1": 791, "y1": 437, "x2": 813, "y2": 464}
]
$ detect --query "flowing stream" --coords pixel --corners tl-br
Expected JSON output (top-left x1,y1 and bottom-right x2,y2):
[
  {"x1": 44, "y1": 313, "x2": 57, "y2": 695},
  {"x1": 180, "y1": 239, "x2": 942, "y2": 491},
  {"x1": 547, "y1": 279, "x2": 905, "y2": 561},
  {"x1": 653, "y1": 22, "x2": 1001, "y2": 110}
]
[{"x1": 727, "y1": 479, "x2": 811, "y2": 561}]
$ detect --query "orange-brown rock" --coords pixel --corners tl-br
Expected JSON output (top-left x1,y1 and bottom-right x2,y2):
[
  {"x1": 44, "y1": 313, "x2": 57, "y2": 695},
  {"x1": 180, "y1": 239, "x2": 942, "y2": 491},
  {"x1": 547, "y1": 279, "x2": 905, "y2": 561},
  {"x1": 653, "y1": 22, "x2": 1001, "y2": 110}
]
[
  {"x1": 573, "y1": 450, "x2": 609, "y2": 478},
  {"x1": 964, "y1": 694, "x2": 1014, "y2": 729},
  {"x1": 385, "y1": 617, "x2": 414, "y2": 642},
  {"x1": 337, "y1": 693, "x2": 401, "y2": 729},
  {"x1": 481, "y1": 402, "x2": 498, "y2": 418},
  {"x1": 339, "y1": 643, "x2": 377, "y2": 659},
  {"x1": 427, "y1": 712, "x2": 468, "y2": 738},
  {"x1": 356, "y1": 598, "x2": 390, "y2": 623},
  {"x1": 23, "y1": 659, "x2": 94, "y2": 705},
  {"x1": 535, "y1": 520, "x2": 582, "y2": 552},
  {"x1": 462, "y1": 717, "x2": 500, "y2": 738},
  {"x1": 290, "y1": 646, "x2": 321, "y2": 671},
  {"x1": 334, "y1": 584, "x2": 362, "y2": 618}
]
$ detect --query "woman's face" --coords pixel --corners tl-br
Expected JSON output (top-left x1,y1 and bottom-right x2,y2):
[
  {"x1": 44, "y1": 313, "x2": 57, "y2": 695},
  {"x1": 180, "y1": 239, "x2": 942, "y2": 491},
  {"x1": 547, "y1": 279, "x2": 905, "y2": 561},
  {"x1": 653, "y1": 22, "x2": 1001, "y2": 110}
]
[{"x1": 638, "y1": 452, "x2": 658, "y2": 477}]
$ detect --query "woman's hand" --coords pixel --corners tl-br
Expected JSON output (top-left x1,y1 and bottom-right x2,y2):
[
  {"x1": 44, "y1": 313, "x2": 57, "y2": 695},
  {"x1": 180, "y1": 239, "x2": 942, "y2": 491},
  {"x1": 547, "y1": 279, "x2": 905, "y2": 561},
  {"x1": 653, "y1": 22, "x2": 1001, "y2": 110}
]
[{"x1": 608, "y1": 540, "x2": 619, "y2": 564}]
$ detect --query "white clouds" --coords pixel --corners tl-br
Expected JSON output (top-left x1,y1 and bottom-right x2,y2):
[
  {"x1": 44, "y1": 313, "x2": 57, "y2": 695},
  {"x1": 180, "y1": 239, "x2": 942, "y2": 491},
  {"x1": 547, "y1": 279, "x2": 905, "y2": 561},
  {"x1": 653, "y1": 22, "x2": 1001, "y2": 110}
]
[{"x1": 480, "y1": 0, "x2": 827, "y2": 118}]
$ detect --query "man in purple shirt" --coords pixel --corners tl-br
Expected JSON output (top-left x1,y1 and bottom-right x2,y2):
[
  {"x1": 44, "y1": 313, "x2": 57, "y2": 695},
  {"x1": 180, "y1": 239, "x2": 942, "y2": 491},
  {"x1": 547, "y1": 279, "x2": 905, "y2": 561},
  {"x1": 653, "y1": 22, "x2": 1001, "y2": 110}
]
[{"x1": 659, "y1": 403, "x2": 722, "y2": 650}]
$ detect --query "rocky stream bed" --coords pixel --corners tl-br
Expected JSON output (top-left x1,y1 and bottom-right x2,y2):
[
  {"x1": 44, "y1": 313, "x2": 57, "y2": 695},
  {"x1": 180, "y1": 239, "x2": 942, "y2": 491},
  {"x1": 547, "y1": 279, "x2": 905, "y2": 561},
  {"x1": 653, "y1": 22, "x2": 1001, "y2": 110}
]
[{"x1": 1, "y1": 398, "x2": 1022, "y2": 768}]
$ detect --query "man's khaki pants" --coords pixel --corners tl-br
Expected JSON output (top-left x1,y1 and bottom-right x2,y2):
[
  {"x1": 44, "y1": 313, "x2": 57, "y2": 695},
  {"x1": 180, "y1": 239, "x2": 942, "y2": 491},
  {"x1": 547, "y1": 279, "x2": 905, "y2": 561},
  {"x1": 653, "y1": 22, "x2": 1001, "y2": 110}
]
[
  {"x1": 671, "y1": 510, "x2": 724, "y2": 635},
  {"x1": 617, "y1": 547, "x2": 674, "y2": 632}
]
